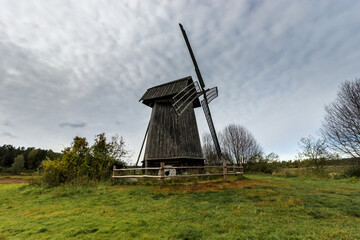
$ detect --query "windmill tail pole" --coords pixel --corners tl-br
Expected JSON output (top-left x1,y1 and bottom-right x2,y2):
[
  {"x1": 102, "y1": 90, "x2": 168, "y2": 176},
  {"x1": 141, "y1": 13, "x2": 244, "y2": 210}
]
[{"x1": 135, "y1": 120, "x2": 150, "y2": 167}]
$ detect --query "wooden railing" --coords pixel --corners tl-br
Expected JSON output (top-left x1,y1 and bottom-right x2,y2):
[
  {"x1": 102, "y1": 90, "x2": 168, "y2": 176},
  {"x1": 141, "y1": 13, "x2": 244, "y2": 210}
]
[{"x1": 112, "y1": 162, "x2": 243, "y2": 180}]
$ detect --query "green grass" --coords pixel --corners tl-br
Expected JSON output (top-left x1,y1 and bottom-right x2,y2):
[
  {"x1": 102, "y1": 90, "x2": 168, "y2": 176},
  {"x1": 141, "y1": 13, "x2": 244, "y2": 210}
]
[{"x1": 0, "y1": 175, "x2": 359, "y2": 239}]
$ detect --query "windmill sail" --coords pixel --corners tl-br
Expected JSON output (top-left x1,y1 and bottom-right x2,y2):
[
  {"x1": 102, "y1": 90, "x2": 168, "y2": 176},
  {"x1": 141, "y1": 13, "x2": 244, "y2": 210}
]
[
  {"x1": 205, "y1": 87, "x2": 218, "y2": 104},
  {"x1": 201, "y1": 99, "x2": 222, "y2": 159},
  {"x1": 172, "y1": 81, "x2": 201, "y2": 116},
  {"x1": 179, "y1": 23, "x2": 222, "y2": 161},
  {"x1": 179, "y1": 24, "x2": 206, "y2": 89}
]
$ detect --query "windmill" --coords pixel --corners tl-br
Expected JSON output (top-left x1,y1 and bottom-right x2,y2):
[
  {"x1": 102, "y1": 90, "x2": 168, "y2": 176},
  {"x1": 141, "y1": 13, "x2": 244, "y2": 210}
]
[{"x1": 137, "y1": 24, "x2": 222, "y2": 168}]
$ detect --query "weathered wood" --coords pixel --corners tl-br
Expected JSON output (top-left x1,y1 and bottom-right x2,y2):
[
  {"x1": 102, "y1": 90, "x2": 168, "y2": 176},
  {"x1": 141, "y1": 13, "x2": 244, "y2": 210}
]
[
  {"x1": 224, "y1": 172, "x2": 244, "y2": 175},
  {"x1": 143, "y1": 99, "x2": 203, "y2": 167},
  {"x1": 164, "y1": 166, "x2": 219, "y2": 169},
  {"x1": 139, "y1": 76, "x2": 205, "y2": 168},
  {"x1": 114, "y1": 167, "x2": 161, "y2": 171},
  {"x1": 160, "y1": 162, "x2": 165, "y2": 182},
  {"x1": 113, "y1": 175, "x2": 161, "y2": 178},
  {"x1": 112, "y1": 164, "x2": 244, "y2": 180},
  {"x1": 165, "y1": 172, "x2": 243, "y2": 178},
  {"x1": 146, "y1": 156, "x2": 204, "y2": 160},
  {"x1": 140, "y1": 76, "x2": 201, "y2": 108},
  {"x1": 114, "y1": 165, "x2": 242, "y2": 170},
  {"x1": 111, "y1": 172, "x2": 243, "y2": 179},
  {"x1": 135, "y1": 119, "x2": 150, "y2": 167},
  {"x1": 167, "y1": 173, "x2": 224, "y2": 178}
]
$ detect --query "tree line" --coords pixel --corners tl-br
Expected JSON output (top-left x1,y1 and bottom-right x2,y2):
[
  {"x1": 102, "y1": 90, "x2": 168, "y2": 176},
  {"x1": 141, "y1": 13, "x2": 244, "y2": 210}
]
[{"x1": 0, "y1": 145, "x2": 61, "y2": 173}]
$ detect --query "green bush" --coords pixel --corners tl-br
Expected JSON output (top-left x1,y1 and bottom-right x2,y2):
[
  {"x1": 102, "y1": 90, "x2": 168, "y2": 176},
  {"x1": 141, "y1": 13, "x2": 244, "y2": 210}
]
[
  {"x1": 11, "y1": 155, "x2": 25, "y2": 174},
  {"x1": 246, "y1": 153, "x2": 280, "y2": 174},
  {"x1": 343, "y1": 164, "x2": 360, "y2": 177},
  {"x1": 40, "y1": 157, "x2": 68, "y2": 187},
  {"x1": 39, "y1": 133, "x2": 127, "y2": 187}
]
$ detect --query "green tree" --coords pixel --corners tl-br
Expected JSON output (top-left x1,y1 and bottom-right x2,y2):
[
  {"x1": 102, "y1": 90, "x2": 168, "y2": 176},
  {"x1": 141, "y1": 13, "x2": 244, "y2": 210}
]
[
  {"x1": 11, "y1": 155, "x2": 25, "y2": 174},
  {"x1": 40, "y1": 133, "x2": 128, "y2": 187},
  {"x1": 27, "y1": 149, "x2": 38, "y2": 169}
]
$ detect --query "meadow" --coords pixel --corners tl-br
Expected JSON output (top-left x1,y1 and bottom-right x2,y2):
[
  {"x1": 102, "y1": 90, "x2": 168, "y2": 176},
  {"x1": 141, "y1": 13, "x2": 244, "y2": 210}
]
[{"x1": 0, "y1": 175, "x2": 359, "y2": 239}]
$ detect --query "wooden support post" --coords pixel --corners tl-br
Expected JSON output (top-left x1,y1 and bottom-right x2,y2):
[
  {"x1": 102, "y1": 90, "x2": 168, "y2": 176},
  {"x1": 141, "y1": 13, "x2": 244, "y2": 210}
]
[
  {"x1": 113, "y1": 165, "x2": 116, "y2": 177},
  {"x1": 223, "y1": 162, "x2": 227, "y2": 180},
  {"x1": 160, "y1": 162, "x2": 165, "y2": 183}
]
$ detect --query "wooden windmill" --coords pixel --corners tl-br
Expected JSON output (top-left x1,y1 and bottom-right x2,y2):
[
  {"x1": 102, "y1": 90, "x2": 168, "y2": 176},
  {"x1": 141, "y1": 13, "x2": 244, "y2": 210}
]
[{"x1": 137, "y1": 24, "x2": 222, "y2": 168}]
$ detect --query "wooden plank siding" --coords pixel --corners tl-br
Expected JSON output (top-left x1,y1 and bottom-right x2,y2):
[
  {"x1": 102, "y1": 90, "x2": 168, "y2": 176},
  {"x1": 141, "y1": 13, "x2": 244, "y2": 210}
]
[
  {"x1": 143, "y1": 100, "x2": 203, "y2": 167},
  {"x1": 140, "y1": 76, "x2": 205, "y2": 168}
]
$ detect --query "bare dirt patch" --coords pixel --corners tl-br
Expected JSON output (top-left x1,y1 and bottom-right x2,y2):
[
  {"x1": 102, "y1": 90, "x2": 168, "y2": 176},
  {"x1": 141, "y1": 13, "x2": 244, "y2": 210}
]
[
  {"x1": 0, "y1": 177, "x2": 29, "y2": 184},
  {"x1": 336, "y1": 187, "x2": 360, "y2": 191}
]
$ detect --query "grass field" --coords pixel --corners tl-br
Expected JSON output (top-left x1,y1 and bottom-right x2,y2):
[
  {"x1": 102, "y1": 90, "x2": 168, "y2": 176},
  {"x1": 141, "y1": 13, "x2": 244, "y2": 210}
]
[{"x1": 1, "y1": 175, "x2": 359, "y2": 239}]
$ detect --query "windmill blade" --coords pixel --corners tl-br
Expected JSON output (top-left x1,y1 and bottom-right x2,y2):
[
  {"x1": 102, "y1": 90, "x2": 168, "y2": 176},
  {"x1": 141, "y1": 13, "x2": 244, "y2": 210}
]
[
  {"x1": 172, "y1": 81, "x2": 201, "y2": 116},
  {"x1": 201, "y1": 99, "x2": 222, "y2": 160},
  {"x1": 205, "y1": 87, "x2": 218, "y2": 104},
  {"x1": 179, "y1": 24, "x2": 206, "y2": 89}
]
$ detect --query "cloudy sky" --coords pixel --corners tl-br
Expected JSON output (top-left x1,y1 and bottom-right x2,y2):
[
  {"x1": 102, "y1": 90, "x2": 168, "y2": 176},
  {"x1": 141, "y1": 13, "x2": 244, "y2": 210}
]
[{"x1": 1, "y1": 0, "x2": 360, "y2": 163}]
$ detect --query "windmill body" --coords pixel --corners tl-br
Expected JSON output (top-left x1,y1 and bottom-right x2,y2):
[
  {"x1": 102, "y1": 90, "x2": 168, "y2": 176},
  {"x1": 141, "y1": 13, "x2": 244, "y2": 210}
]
[
  {"x1": 137, "y1": 24, "x2": 222, "y2": 168},
  {"x1": 140, "y1": 76, "x2": 204, "y2": 168}
]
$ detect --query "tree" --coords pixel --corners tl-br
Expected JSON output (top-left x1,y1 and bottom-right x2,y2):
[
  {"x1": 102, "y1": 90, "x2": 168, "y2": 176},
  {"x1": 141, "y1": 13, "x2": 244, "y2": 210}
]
[
  {"x1": 107, "y1": 134, "x2": 128, "y2": 168},
  {"x1": 296, "y1": 135, "x2": 330, "y2": 169},
  {"x1": 320, "y1": 78, "x2": 360, "y2": 158},
  {"x1": 27, "y1": 149, "x2": 38, "y2": 169},
  {"x1": 0, "y1": 145, "x2": 16, "y2": 167},
  {"x1": 40, "y1": 133, "x2": 129, "y2": 186},
  {"x1": 11, "y1": 155, "x2": 25, "y2": 174},
  {"x1": 221, "y1": 124, "x2": 263, "y2": 166},
  {"x1": 202, "y1": 133, "x2": 218, "y2": 165},
  {"x1": 246, "y1": 152, "x2": 280, "y2": 173}
]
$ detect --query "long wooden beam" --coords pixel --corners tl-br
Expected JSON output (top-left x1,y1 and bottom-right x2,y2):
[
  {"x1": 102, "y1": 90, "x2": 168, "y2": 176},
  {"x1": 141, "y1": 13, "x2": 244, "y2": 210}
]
[{"x1": 112, "y1": 172, "x2": 243, "y2": 178}]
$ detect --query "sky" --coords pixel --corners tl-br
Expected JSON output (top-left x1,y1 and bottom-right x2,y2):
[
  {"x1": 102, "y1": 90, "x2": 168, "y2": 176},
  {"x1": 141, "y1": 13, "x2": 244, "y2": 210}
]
[{"x1": 1, "y1": 0, "x2": 360, "y2": 163}]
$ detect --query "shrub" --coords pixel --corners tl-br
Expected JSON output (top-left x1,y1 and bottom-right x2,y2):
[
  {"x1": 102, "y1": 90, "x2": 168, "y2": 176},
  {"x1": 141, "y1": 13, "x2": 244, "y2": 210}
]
[
  {"x1": 39, "y1": 133, "x2": 128, "y2": 187},
  {"x1": 246, "y1": 152, "x2": 280, "y2": 174},
  {"x1": 40, "y1": 157, "x2": 68, "y2": 187},
  {"x1": 343, "y1": 164, "x2": 360, "y2": 177},
  {"x1": 11, "y1": 155, "x2": 25, "y2": 174}
]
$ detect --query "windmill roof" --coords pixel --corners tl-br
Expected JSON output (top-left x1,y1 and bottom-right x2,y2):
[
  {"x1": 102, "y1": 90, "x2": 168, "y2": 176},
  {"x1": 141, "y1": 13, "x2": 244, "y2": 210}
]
[{"x1": 140, "y1": 76, "x2": 200, "y2": 108}]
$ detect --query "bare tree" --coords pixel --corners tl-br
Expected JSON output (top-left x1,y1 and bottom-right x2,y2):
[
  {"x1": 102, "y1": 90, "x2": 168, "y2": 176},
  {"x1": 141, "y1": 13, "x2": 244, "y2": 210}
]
[
  {"x1": 221, "y1": 124, "x2": 263, "y2": 166},
  {"x1": 202, "y1": 133, "x2": 219, "y2": 165},
  {"x1": 320, "y1": 79, "x2": 360, "y2": 158},
  {"x1": 296, "y1": 135, "x2": 331, "y2": 169}
]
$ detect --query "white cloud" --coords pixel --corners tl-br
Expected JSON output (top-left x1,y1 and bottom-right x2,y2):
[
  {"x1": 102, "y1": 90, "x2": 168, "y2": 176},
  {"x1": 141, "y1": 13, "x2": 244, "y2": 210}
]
[{"x1": 0, "y1": 0, "x2": 360, "y2": 161}]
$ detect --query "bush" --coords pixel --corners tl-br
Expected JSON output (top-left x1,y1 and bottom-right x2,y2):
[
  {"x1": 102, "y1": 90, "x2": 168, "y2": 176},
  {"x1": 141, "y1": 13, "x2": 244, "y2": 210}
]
[
  {"x1": 343, "y1": 164, "x2": 360, "y2": 177},
  {"x1": 11, "y1": 155, "x2": 25, "y2": 174},
  {"x1": 246, "y1": 152, "x2": 280, "y2": 174},
  {"x1": 39, "y1": 134, "x2": 128, "y2": 187},
  {"x1": 40, "y1": 158, "x2": 68, "y2": 187}
]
